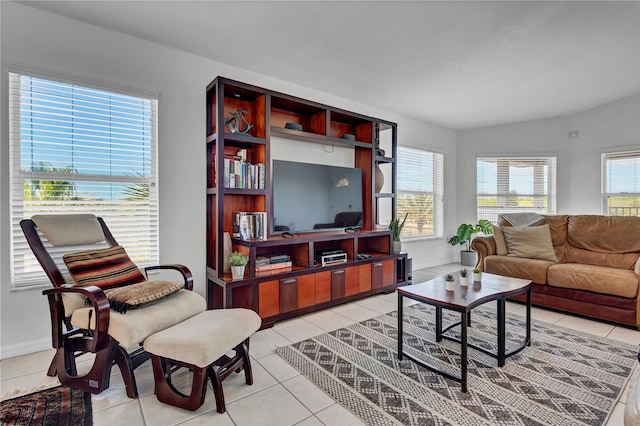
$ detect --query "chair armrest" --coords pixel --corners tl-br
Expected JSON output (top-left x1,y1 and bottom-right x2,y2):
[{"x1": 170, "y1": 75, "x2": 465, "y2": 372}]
[
  {"x1": 43, "y1": 285, "x2": 110, "y2": 352},
  {"x1": 471, "y1": 236, "x2": 497, "y2": 271},
  {"x1": 144, "y1": 264, "x2": 194, "y2": 291}
]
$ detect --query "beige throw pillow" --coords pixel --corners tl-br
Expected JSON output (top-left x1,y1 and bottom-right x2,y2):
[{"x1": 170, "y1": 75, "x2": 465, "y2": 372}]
[
  {"x1": 501, "y1": 224, "x2": 557, "y2": 262},
  {"x1": 492, "y1": 225, "x2": 508, "y2": 256}
]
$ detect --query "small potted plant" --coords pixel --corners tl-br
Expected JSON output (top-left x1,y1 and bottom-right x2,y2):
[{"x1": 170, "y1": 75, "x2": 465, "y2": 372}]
[
  {"x1": 459, "y1": 268, "x2": 470, "y2": 287},
  {"x1": 228, "y1": 251, "x2": 249, "y2": 280},
  {"x1": 473, "y1": 267, "x2": 482, "y2": 282},
  {"x1": 448, "y1": 220, "x2": 493, "y2": 266},
  {"x1": 444, "y1": 273, "x2": 455, "y2": 291},
  {"x1": 388, "y1": 213, "x2": 408, "y2": 254}
]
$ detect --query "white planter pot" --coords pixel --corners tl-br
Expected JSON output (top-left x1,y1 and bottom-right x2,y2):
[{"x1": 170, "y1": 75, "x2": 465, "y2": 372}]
[
  {"x1": 445, "y1": 280, "x2": 455, "y2": 291},
  {"x1": 231, "y1": 265, "x2": 246, "y2": 280},
  {"x1": 392, "y1": 240, "x2": 402, "y2": 254},
  {"x1": 473, "y1": 272, "x2": 482, "y2": 282},
  {"x1": 459, "y1": 275, "x2": 470, "y2": 287}
]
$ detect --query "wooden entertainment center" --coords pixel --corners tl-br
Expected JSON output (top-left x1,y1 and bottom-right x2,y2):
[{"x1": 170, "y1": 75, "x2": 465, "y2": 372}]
[{"x1": 206, "y1": 76, "x2": 408, "y2": 327}]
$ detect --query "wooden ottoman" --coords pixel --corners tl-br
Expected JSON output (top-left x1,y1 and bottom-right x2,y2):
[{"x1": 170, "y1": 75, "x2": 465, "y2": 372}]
[{"x1": 143, "y1": 308, "x2": 261, "y2": 412}]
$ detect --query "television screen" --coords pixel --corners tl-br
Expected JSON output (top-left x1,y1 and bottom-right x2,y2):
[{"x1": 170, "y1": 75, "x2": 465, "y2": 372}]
[{"x1": 272, "y1": 160, "x2": 363, "y2": 233}]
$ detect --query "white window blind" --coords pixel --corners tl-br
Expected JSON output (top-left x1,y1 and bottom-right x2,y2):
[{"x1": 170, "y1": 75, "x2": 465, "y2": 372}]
[
  {"x1": 9, "y1": 72, "x2": 159, "y2": 289},
  {"x1": 477, "y1": 156, "x2": 557, "y2": 224},
  {"x1": 602, "y1": 150, "x2": 640, "y2": 216},
  {"x1": 396, "y1": 147, "x2": 444, "y2": 238}
]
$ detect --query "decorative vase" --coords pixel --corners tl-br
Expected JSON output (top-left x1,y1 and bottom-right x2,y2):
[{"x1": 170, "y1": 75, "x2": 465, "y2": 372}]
[
  {"x1": 460, "y1": 250, "x2": 476, "y2": 267},
  {"x1": 473, "y1": 272, "x2": 482, "y2": 282},
  {"x1": 223, "y1": 232, "x2": 232, "y2": 273},
  {"x1": 459, "y1": 276, "x2": 470, "y2": 287},
  {"x1": 231, "y1": 265, "x2": 245, "y2": 281},
  {"x1": 445, "y1": 280, "x2": 455, "y2": 291},
  {"x1": 375, "y1": 164, "x2": 384, "y2": 193},
  {"x1": 392, "y1": 240, "x2": 402, "y2": 254}
]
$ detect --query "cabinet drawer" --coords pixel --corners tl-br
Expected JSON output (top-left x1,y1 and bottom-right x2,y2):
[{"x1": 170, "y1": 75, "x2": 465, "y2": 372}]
[
  {"x1": 358, "y1": 264, "x2": 372, "y2": 292},
  {"x1": 372, "y1": 260, "x2": 395, "y2": 289},
  {"x1": 314, "y1": 271, "x2": 331, "y2": 304},
  {"x1": 297, "y1": 274, "x2": 315, "y2": 309}
]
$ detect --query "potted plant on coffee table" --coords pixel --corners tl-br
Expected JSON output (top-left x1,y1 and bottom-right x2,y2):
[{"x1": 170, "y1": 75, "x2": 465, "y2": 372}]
[
  {"x1": 388, "y1": 213, "x2": 408, "y2": 254},
  {"x1": 228, "y1": 251, "x2": 249, "y2": 280},
  {"x1": 448, "y1": 219, "x2": 493, "y2": 266},
  {"x1": 444, "y1": 274, "x2": 455, "y2": 291}
]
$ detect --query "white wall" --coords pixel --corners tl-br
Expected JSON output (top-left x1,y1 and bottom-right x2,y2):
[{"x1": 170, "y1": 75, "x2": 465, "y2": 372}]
[
  {"x1": 0, "y1": 2, "x2": 457, "y2": 357},
  {"x1": 457, "y1": 94, "x2": 640, "y2": 225}
]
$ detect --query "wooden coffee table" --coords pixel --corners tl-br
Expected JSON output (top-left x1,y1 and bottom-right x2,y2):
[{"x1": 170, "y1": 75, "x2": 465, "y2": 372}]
[{"x1": 397, "y1": 272, "x2": 532, "y2": 392}]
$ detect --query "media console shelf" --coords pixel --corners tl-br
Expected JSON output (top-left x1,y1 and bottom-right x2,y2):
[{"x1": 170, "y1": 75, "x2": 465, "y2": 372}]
[{"x1": 206, "y1": 76, "x2": 405, "y2": 327}]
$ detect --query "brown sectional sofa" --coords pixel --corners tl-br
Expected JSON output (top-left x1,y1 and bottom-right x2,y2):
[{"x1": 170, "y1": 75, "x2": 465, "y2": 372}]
[{"x1": 472, "y1": 214, "x2": 640, "y2": 329}]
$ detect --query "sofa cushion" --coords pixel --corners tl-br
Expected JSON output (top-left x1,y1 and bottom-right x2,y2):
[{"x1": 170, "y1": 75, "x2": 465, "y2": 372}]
[
  {"x1": 484, "y1": 255, "x2": 554, "y2": 284},
  {"x1": 502, "y1": 224, "x2": 558, "y2": 262},
  {"x1": 70, "y1": 289, "x2": 206, "y2": 348},
  {"x1": 568, "y1": 215, "x2": 640, "y2": 253},
  {"x1": 492, "y1": 226, "x2": 508, "y2": 255},
  {"x1": 548, "y1": 263, "x2": 638, "y2": 298}
]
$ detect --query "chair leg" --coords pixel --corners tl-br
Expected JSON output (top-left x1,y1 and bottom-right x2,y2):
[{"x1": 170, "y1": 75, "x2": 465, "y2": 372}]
[
  {"x1": 239, "y1": 339, "x2": 253, "y2": 386},
  {"x1": 55, "y1": 337, "x2": 120, "y2": 395},
  {"x1": 114, "y1": 344, "x2": 139, "y2": 398},
  {"x1": 208, "y1": 365, "x2": 226, "y2": 414},
  {"x1": 151, "y1": 355, "x2": 208, "y2": 411}
]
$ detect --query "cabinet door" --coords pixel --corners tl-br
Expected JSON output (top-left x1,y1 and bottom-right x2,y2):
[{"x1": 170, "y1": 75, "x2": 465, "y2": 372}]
[
  {"x1": 358, "y1": 264, "x2": 372, "y2": 293},
  {"x1": 259, "y1": 280, "x2": 280, "y2": 318},
  {"x1": 382, "y1": 259, "x2": 395, "y2": 287},
  {"x1": 297, "y1": 274, "x2": 315, "y2": 309},
  {"x1": 371, "y1": 262, "x2": 384, "y2": 289},
  {"x1": 345, "y1": 266, "x2": 359, "y2": 296},
  {"x1": 315, "y1": 271, "x2": 331, "y2": 304},
  {"x1": 331, "y1": 269, "x2": 346, "y2": 299},
  {"x1": 280, "y1": 278, "x2": 298, "y2": 313}
]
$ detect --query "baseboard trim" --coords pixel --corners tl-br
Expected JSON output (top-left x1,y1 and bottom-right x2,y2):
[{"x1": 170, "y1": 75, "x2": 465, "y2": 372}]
[{"x1": 1, "y1": 338, "x2": 51, "y2": 360}]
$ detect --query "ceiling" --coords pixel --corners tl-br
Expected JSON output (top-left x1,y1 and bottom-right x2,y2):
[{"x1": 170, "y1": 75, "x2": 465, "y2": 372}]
[{"x1": 17, "y1": 1, "x2": 640, "y2": 130}]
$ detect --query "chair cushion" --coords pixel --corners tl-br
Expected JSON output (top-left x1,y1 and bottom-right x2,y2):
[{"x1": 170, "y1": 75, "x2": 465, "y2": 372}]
[
  {"x1": 144, "y1": 309, "x2": 262, "y2": 368},
  {"x1": 70, "y1": 289, "x2": 206, "y2": 348},
  {"x1": 548, "y1": 263, "x2": 638, "y2": 298},
  {"x1": 63, "y1": 245, "x2": 146, "y2": 288},
  {"x1": 32, "y1": 214, "x2": 105, "y2": 247},
  {"x1": 484, "y1": 255, "x2": 554, "y2": 284},
  {"x1": 103, "y1": 280, "x2": 183, "y2": 314}
]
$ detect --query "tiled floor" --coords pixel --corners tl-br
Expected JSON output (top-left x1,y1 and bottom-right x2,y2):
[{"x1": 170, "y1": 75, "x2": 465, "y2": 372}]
[{"x1": 1, "y1": 263, "x2": 638, "y2": 425}]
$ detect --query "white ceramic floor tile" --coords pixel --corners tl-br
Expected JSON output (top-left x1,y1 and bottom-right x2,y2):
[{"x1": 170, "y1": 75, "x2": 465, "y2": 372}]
[
  {"x1": 330, "y1": 304, "x2": 379, "y2": 322},
  {"x1": 139, "y1": 387, "x2": 217, "y2": 425},
  {"x1": 315, "y1": 403, "x2": 365, "y2": 426},
  {"x1": 606, "y1": 401, "x2": 625, "y2": 425},
  {"x1": 226, "y1": 384, "x2": 312, "y2": 426},
  {"x1": 555, "y1": 314, "x2": 616, "y2": 337},
  {"x1": 222, "y1": 359, "x2": 278, "y2": 404},
  {"x1": 273, "y1": 316, "x2": 310, "y2": 331},
  {"x1": 282, "y1": 374, "x2": 335, "y2": 413},
  {"x1": 249, "y1": 328, "x2": 295, "y2": 358},
  {"x1": 275, "y1": 322, "x2": 325, "y2": 344},
  {"x1": 0, "y1": 349, "x2": 55, "y2": 380},
  {"x1": 294, "y1": 415, "x2": 325, "y2": 426},
  {"x1": 607, "y1": 326, "x2": 640, "y2": 345},
  {"x1": 0, "y1": 370, "x2": 59, "y2": 399},
  {"x1": 257, "y1": 353, "x2": 300, "y2": 382},
  {"x1": 303, "y1": 310, "x2": 356, "y2": 332},
  {"x1": 354, "y1": 296, "x2": 396, "y2": 314},
  {"x1": 529, "y1": 306, "x2": 566, "y2": 324},
  {"x1": 178, "y1": 410, "x2": 235, "y2": 425},
  {"x1": 92, "y1": 399, "x2": 144, "y2": 426}
]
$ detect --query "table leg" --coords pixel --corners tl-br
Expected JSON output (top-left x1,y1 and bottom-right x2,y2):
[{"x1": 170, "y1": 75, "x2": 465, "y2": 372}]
[
  {"x1": 397, "y1": 293, "x2": 404, "y2": 360},
  {"x1": 526, "y1": 287, "x2": 531, "y2": 346},
  {"x1": 497, "y1": 298, "x2": 506, "y2": 367},
  {"x1": 435, "y1": 306, "x2": 443, "y2": 342},
  {"x1": 461, "y1": 311, "x2": 468, "y2": 392}
]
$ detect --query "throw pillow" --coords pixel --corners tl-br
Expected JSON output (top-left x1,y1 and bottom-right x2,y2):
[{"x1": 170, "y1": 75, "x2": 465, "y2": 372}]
[
  {"x1": 63, "y1": 245, "x2": 146, "y2": 288},
  {"x1": 492, "y1": 225, "x2": 508, "y2": 256},
  {"x1": 102, "y1": 280, "x2": 183, "y2": 313},
  {"x1": 501, "y1": 224, "x2": 558, "y2": 262}
]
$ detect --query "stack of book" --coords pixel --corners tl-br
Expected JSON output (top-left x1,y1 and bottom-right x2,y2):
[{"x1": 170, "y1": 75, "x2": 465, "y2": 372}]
[
  {"x1": 223, "y1": 149, "x2": 265, "y2": 189},
  {"x1": 255, "y1": 254, "x2": 292, "y2": 272},
  {"x1": 232, "y1": 211, "x2": 267, "y2": 241}
]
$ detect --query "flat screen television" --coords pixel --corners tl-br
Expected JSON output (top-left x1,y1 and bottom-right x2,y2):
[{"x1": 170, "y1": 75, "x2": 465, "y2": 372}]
[{"x1": 272, "y1": 160, "x2": 364, "y2": 233}]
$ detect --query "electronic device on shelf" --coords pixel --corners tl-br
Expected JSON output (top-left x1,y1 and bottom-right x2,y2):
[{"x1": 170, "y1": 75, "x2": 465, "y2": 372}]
[{"x1": 314, "y1": 249, "x2": 347, "y2": 267}]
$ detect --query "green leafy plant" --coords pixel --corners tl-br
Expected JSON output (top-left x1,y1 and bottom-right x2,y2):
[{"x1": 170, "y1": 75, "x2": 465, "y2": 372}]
[
  {"x1": 459, "y1": 268, "x2": 469, "y2": 277},
  {"x1": 227, "y1": 251, "x2": 249, "y2": 267},
  {"x1": 444, "y1": 274, "x2": 454, "y2": 282},
  {"x1": 448, "y1": 219, "x2": 493, "y2": 251},
  {"x1": 388, "y1": 213, "x2": 409, "y2": 242},
  {"x1": 473, "y1": 267, "x2": 481, "y2": 274}
]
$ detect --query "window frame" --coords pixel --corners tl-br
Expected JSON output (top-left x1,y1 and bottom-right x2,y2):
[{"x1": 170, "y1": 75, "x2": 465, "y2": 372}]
[
  {"x1": 8, "y1": 69, "x2": 160, "y2": 290},
  {"x1": 395, "y1": 146, "x2": 444, "y2": 240},
  {"x1": 601, "y1": 149, "x2": 640, "y2": 217}
]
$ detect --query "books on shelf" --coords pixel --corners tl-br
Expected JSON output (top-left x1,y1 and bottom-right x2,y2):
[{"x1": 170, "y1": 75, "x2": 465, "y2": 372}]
[
  {"x1": 255, "y1": 253, "x2": 292, "y2": 272},
  {"x1": 232, "y1": 211, "x2": 267, "y2": 241},
  {"x1": 222, "y1": 151, "x2": 265, "y2": 189},
  {"x1": 255, "y1": 261, "x2": 293, "y2": 272}
]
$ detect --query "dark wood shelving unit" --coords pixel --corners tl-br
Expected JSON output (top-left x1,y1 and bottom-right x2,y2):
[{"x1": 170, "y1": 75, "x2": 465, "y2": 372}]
[{"x1": 206, "y1": 76, "x2": 406, "y2": 328}]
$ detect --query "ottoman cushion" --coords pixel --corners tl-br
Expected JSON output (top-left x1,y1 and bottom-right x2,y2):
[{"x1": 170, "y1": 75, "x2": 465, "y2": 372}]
[{"x1": 143, "y1": 309, "x2": 261, "y2": 368}]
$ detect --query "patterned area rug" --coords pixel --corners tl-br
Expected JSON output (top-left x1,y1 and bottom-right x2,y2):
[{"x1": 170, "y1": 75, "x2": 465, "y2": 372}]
[
  {"x1": 0, "y1": 385, "x2": 92, "y2": 425},
  {"x1": 278, "y1": 303, "x2": 637, "y2": 425}
]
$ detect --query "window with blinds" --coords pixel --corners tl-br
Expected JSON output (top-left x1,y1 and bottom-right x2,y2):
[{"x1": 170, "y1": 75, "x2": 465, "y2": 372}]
[
  {"x1": 477, "y1": 156, "x2": 557, "y2": 224},
  {"x1": 602, "y1": 150, "x2": 640, "y2": 216},
  {"x1": 396, "y1": 147, "x2": 444, "y2": 238},
  {"x1": 9, "y1": 72, "x2": 159, "y2": 289}
]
